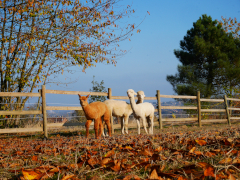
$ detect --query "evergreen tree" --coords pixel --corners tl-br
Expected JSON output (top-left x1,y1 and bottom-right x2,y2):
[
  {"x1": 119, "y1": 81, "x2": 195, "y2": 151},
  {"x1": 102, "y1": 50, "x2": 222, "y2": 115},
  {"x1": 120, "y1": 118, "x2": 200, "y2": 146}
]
[
  {"x1": 167, "y1": 14, "x2": 240, "y2": 98},
  {"x1": 88, "y1": 76, "x2": 107, "y2": 103}
]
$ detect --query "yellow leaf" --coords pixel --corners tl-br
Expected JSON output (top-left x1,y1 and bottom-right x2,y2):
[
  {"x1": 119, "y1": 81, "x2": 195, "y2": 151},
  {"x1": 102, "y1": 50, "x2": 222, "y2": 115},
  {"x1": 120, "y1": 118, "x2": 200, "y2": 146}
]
[{"x1": 22, "y1": 169, "x2": 42, "y2": 180}]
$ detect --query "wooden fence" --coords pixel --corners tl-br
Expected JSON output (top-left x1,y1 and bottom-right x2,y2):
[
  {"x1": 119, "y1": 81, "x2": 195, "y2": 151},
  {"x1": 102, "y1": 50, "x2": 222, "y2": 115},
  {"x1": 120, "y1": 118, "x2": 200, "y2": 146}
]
[{"x1": 0, "y1": 85, "x2": 240, "y2": 138}]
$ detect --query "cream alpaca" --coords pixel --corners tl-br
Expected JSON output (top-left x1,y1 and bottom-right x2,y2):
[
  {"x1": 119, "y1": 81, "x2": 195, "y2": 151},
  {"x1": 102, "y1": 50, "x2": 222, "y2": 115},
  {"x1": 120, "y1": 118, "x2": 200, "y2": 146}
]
[
  {"x1": 127, "y1": 89, "x2": 154, "y2": 134},
  {"x1": 104, "y1": 90, "x2": 145, "y2": 134}
]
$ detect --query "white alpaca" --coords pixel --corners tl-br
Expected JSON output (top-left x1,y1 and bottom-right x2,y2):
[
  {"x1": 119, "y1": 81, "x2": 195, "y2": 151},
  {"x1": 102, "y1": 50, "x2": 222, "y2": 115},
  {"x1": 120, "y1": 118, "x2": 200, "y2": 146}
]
[
  {"x1": 103, "y1": 91, "x2": 145, "y2": 134},
  {"x1": 127, "y1": 89, "x2": 154, "y2": 135}
]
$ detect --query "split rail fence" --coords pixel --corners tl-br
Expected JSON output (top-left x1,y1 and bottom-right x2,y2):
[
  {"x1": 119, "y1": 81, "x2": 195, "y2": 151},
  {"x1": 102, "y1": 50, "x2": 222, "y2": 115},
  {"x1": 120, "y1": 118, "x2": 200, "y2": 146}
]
[{"x1": 0, "y1": 85, "x2": 240, "y2": 138}]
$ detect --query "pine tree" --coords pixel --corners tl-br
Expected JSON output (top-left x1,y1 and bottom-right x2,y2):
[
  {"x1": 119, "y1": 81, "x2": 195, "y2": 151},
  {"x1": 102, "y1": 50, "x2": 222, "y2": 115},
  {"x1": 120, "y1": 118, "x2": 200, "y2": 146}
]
[{"x1": 167, "y1": 14, "x2": 240, "y2": 98}]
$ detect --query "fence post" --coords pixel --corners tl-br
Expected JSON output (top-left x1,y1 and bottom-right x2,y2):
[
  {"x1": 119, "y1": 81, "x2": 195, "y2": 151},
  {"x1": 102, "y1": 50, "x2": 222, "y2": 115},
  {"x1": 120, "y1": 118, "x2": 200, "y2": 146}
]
[
  {"x1": 197, "y1": 91, "x2": 202, "y2": 127},
  {"x1": 156, "y1": 90, "x2": 162, "y2": 130},
  {"x1": 108, "y1": 88, "x2": 114, "y2": 134},
  {"x1": 41, "y1": 85, "x2": 48, "y2": 138},
  {"x1": 224, "y1": 95, "x2": 231, "y2": 126}
]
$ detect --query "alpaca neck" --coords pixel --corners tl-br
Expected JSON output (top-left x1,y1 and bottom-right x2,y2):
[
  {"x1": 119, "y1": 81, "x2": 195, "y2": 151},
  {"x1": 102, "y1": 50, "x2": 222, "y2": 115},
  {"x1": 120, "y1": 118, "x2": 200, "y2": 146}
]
[
  {"x1": 129, "y1": 96, "x2": 139, "y2": 113},
  {"x1": 81, "y1": 103, "x2": 91, "y2": 115},
  {"x1": 136, "y1": 98, "x2": 143, "y2": 104}
]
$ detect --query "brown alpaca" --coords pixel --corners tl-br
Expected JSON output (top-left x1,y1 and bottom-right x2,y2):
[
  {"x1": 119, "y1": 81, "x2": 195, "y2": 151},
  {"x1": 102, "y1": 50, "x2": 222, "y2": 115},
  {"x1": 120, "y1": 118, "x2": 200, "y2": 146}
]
[{"x1": 78, "y1": 94, "x2": 111, "y2": 139}]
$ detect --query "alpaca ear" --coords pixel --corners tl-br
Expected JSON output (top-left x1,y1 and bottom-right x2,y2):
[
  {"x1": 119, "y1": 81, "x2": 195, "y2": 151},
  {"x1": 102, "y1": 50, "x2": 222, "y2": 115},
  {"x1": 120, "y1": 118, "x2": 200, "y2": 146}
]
[
  {"x1": 134, "y1": 92, "x2": 137, "y2": 95},
  {"x1": 86, "y1": 94, "x2": 90, "y2": 98},
  {"x1": 78, "y1": 94, "x2": 81, "y2": 98}
]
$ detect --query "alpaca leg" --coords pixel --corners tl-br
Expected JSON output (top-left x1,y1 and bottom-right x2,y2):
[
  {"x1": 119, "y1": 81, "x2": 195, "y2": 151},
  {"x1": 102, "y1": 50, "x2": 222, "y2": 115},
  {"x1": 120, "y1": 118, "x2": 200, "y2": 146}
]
[
  {"x1": 102, "y1": 119, "x2": 106, "y2": 137},
  {"x1": 147, "y1": 116, "x2": 152, "y2": 134},
  {"x1": 142, "y1": 117, "x2": 148, "y2": 134},
  {"x1": 85, "y1": 120, "x2": 92, "y2": 138},
  {"x1": 103, "y1": 109, "x2": 111, "y2": 137},
  {"x1": 124, "y1": 116, "x2": 129, "y2": 134},
  {"x1": 150, "y1": 114, "x2": 154, "y2": 134},
  {"x1": 98, "y1": 119, "x2": 103, "y2": 138},
  {"x1": 117, "y1": 116, "x2": 120, "y2": 124},
  {"x1": 94, "y1": 118, "x2": 100, "y2": 139},
  {"x1": 106, "y1": 120, "x2": 112, "y2": 137},
  {"x1": 121, "y1": 117, "x2": 124, "y2": 134},
  {"x1": 136, "y1": 119, "x2": 140, "y2": 135}
]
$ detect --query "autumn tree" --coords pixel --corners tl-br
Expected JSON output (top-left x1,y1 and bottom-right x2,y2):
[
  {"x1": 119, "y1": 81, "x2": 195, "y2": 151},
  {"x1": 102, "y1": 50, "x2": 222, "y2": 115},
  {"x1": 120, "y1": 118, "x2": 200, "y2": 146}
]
[
  {"x1": 167, "y1": 14, "x2": 240, "y2": 98},
  {"x1": 218, "y1": 17, "x2": 240, "y2": 39},
  {"x1": 0, "y1": 0, "x2": 142, "y2": 114}
]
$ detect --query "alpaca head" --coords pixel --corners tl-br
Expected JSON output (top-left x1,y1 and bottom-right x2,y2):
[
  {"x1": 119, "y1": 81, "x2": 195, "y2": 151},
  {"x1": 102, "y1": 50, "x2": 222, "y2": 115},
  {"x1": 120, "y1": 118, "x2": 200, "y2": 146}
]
[
  {"x1": 78, "y1": 94, "x2": 90, "y2": 107},
  {"x1": 127, "y1": 89, "x2": 137, "y2": 98},
  {"x1": 137, "y1": 91, "x2": 145, "y2": 100}
]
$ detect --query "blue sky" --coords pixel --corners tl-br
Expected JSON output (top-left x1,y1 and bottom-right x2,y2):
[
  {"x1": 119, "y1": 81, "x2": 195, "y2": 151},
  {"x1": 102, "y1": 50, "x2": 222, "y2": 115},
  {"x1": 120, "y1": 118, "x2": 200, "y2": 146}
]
[{"x1": 40, "y1": 0, "x2": 240, "y2": 106}]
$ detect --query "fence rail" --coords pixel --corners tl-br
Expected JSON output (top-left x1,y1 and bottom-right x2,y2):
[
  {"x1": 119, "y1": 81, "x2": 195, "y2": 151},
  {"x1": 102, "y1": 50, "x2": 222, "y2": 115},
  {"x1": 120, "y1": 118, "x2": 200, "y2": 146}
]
[{"x1": 0, "y1": 86, "x2": 240, "y2": 137}]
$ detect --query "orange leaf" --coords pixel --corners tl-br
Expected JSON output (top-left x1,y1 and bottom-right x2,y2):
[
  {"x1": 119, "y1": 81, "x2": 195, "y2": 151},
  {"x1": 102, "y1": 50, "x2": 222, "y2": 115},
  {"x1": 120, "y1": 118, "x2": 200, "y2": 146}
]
[
  {"x1": 233, "y1": 158, "x2": 240, "y2": 164},
  {"x1": 123, "y1": 174, "x2": 141, "y2": 180},
  {"x1": 100, "y1": 158, "x2": 112, "y2": 166},
  {"x1": 88, "y1": 158, "x2": 99, "y2": 167},
  {"x1": 104, "y1": 150, "x2": 115, "y2": 157},
  {"x1": 61, "y1": 174, "x2": 76, "y2": 180},
  {"x1": 195, "y1": 140, "x2": 207, "y2": 146},
  {"x1": 197, "y1": 162, "x2": 211, "y2": 169},
  {"x1": 228, "y1": 173, "x2": 236, "y2": 180},
  {"x1": 111, "y1": 160, "x2": 121, "y2": 172},
  {"x1": 189, "y1": 147, "x2": 196, "y2": 153},
  {"x1": 194, "y1": 151, "x2": 203, "y2": 155},
  {"x1": 218, "y1": 158, "x2": 232, "y2": 164},
  {"x1": 149, "y1": 169, "x2": 162, "y2": 180},
  {"x1": 204, "y1": 166, "x2": 215, "y2": 177},
  {"x1": 177, "y1": 176, "x2": 188, "y2": 180},
  {"x1": 22, "y1": 169, "x2": 42, "y2": 180},
  {"x1": 155, "y1": 146, "x2": 163, "y2": 152},
  {"x1": 205, "y1": 151, "x2": 215, "y2": 157},
  {"x1": 32, "y1": 155, "x2": 38, "y2": 161},
  {"x1": 140, "y1": 149, "x2": 153, "y2": 156}
]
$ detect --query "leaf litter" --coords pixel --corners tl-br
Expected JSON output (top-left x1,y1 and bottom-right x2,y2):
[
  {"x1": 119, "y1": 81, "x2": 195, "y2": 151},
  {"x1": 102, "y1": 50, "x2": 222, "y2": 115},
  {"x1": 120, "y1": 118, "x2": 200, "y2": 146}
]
[{"x1": 1, "y1": 125, "x2": 240, "y2": 179}]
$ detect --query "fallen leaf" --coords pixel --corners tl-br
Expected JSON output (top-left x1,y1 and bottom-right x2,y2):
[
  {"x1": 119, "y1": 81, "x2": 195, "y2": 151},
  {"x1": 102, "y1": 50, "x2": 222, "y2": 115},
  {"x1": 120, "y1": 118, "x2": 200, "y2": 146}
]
[
  {"x1": 140, "y1": 149, "x2": 153, "y2": 156},
  {"x1": 104, "y1": 150, "x2": 115, "y2": 158},
  {"x1": 149, "y1": 169, "x2": 160, "y2": 180},
  {"x1": 189, "y1": 147, "x2": 196, "y2": 153},
  {"x1": 100, "y1": 158, "x2": 112, "y2": 166},
  {"x1": 61, "y1": 174, "x2": 76, "y2": 180},
  {"x1": 195, "y1": 140, "x2": 207, "y2": 146},
  {"x1": 22, "y1": 169, "x2": 42, "y2": 180},
  {"x1": 233, "y1": 158, "x2": 240, "y2": 164},
  {"x1": 32, "y1": 155, "x2": 38, "y2": 162},
  {"x1": 218, "y1": 158, "x2": 232, "y2": 164},
  {"x1": 204, "y1": 166, "x2": 215, "y2": 177},
  {"x1": 123, "y1": 174, "x2": 141, "y2": 180},
  {"x1": 228, "y1": 173, "x2": 236, "y2": 180},
  {"x1": 177, "y1": 176, "x2": 188, "y2": 180},
  {"x1": 155, "y1": 146, "x2": 163, "y2": 152},
  {"x1": 111, "y1": 160, "x2": 121, "y2": 172}
]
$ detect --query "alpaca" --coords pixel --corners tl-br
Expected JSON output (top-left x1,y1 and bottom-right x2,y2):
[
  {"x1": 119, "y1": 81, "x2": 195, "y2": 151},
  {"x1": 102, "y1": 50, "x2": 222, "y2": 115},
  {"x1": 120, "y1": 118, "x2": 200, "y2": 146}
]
[
  {"x1": 104, "y1": 100, "x2": 132, "y2": 134},
  {"x1": 136, "y1": 90, "x2": 145, "y2": 104},
  {"x1": 78, "y1": 94, "x2": 111, "y2": 139},
  {"x1": 103, "y1": 91, "x2": 145, "y2": 135},
  {"x1": 127, "y1": 89, "x2": 154, "y2": 135}
]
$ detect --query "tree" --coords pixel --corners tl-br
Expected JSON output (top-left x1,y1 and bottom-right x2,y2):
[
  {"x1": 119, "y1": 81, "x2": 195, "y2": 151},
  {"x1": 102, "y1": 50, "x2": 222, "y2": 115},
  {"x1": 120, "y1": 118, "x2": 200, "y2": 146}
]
[
  {"x1": 218, "y1": 17, "x2": 240, "y2": 39},
  {"x1": 0, "y1": 0, "x2": 143, "y2": 113},
  {"x1": 88, "y1": 75, "x2": 107, "y2": 103},
  {"x1": 167, "y1": 14, "x2": 240, "y2": 98}
]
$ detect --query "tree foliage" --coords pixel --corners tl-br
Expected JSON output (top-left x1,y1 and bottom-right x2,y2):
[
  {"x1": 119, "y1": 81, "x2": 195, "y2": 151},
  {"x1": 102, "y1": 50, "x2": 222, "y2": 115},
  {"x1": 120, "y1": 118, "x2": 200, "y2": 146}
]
[
  {"x1": 167, "y1": 14, "x2": 240, "y2": 98},
  {"x1": 88, "y1": 75, "x2": 107, "y2": 103},
  {"x1": 0, "y1": 0, "x2": 141, "y2": 111},
  {"x1": 218, "y1": 16, "x2": 240, "y2": 39}
]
